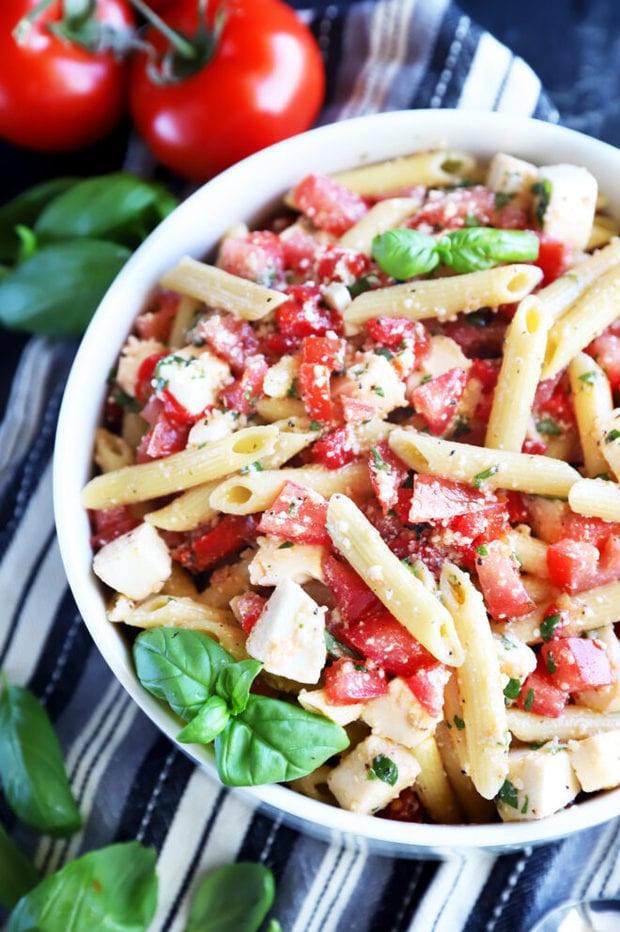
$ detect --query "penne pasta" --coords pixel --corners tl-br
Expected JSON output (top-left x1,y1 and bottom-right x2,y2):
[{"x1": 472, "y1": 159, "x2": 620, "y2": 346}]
[
  {"x1": 338, "y1": 197, "x2": 422, "y2": 254},
  {"x1": 568, "y1": 477, "x2": 620, "y2": 522},
  {"x1": 536, "y1": 237, "x2": 620, "y2": 324},
  {"x1": 329, "y1": 148, "x2": 478, "y2": 194},
  {"x1": 507, "y1": 707, "x2": 620, "y2": 743},
  {"x1": 568, "y1": 353, "x2": 614, "y2": 478},
  {"x1": 411, "y1": 735, "x2": 463, "y2": 824}
]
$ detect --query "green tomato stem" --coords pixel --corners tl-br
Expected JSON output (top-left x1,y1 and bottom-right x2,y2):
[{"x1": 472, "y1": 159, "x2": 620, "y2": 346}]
[{"x1": 127, "y1": 0, "x2": 198, "y2": 60}]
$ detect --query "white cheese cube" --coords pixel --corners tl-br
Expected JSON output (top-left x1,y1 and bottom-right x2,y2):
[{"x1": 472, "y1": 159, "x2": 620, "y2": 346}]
[
  {"x1": 248, "y1": 536, "x2": 327, "y2": 586},
  {"x1": 298, "y1": 687, "x2": 364, "y2": 727},
  {"x1": 497, "y1": 743, "x2": 580, "y2": 821},
  {"x1": 485, "y1": 152, "x2": 539, "y2": 210},
  {"x1": 155, "y1": 349, "x2": 232, "y2": 416},
  {"x1": 576, "y1": 627, "x2": 620, "y2": 712},
  {"x1": 327, "y1": 734, "x2": 421, "y2": 814},
  {"x1": 338, "y1": 352, "x2": 406, "y2": 417},
  {"x1": 568, "y1": 730, "x2": 620, "y2": 792},
  {"x1": 535, "y1": 163, "x2": 598, "y2": 251},
  {"x1": 262, "y1": 355, "x2": 299, "y2": 399},
  {"x1": 93, "y1": 522, "x2": 171, "y2": 601},
  {"x1": 245, "y1": 578, "x2": 327, "y2": 683},
  {"x1": 116, "y1": 336, "x2": 165, "y2": 397},
  {"x1": 494, "y1": 632, "x2": 537, "y2": 684},
  {"x1": 321, "y1": 282, "x2": 352, "y2": 313},
  {"x1": 363, "y1": 677, "x2": 441, "y2": 749},
  {"x1": 187, "y1": 409, "x2": 244, "y2": 446}
]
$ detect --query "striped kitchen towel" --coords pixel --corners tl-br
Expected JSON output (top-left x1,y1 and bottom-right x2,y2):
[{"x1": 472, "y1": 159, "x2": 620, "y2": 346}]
[{"x1": 1, "y1": 2, "x2": 618, "y2": 930}]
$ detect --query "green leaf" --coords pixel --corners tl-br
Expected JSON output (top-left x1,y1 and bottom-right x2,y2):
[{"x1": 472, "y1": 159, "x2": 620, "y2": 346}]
[
  {"x1": 215, "y1": 659, "x2": 262, "y2": 716},
  {"x1": 436, "y1": 227, "x2": 539, "y2": 273},
  {"x1": 371, "y1": 228, "x2": 439, "y2": 279},
  {"x1": 0, "y1": 820, "x2": 39, "y2": 911},
  {"x1": 185, "y1": 862, "x2": 275, "y2": 932},
  {"x1": 214, "y1": 694, "x2": 349, "y2": 787},
  {"x1": 0, "y1": 239, "x2": 131, "y2": 336},
  {"x1": 367, "y1": 753, "x2": 398, "y2": 786},
  {"x1": 133, "y1": 628, "x2": 234, "y2": 721},
  {"x1": 0, "y1": 680, "x2": 81, "y2": 836},
  {"x1": 0, "y1": 177, "x2": 79, "y2": 263},
  {"x1": 8, "y1": 841, "x2": 157, "y2": 932},
  {"x1": 177, "y1": 696, "x2": 231, "y2": 744},
  {"x1": 34, "y1": 173, "x2": 178, "y2": 249}
]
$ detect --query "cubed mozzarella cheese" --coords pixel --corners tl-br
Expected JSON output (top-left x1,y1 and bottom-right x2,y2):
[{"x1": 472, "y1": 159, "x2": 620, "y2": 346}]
[
  {"x1": 327, "y1": 734, "x2": 421, "y2": 814},
  {"x1": 417, "y1": 334, "x2": 472, "y2": 382},
  {"x1": 338, "y1": 352, "x2": 406, "y2": 417},
  {"x1": 298, "y1": 687, "x2": 364, "y2": 727},
  {"x1": 245, "y1": 578, "x2": 327, "y2": 683},
  {"x1": 187, "y1": 409, "x2": 244, "y2": 446},
  {"x1": 576, "y1": 627, "x2": 620, "y2": 712},
  {"x1": 363, "y1": 677, "x2": 441, "y2": 748},
  {"x1": 485, "y1": 152, "x2": 539, "y2": 210},
  {"x1": 248, "y1": 536, "x2": 327, "y2": 586},
  {"x1": 568, "y1": 730, "x2": 620, "y2": 792},
  {"x1": 262, "y1": 355, "x2": 299, "y2": 399},
  {"x1": 497, "y1": 743, "x2": 580, "y2": 821},
  {"x1": 535, "y1": 163, "x2": 598, "y2": 251},
  {"x1": 321, "y1": 282, "x2": 352, "y2": 313},
  {"x1": 116, "y1": 336, "x2": 165, "y2": 397},
  {"x1": 155, "y1": 349, "x2": 232, "y2": 416},
  {"x1": 93, "y1": 523, "x2": 171, "y2": 601},
  {"x1": 494, "y1": 632, "x2": 537, "y2": 684}
]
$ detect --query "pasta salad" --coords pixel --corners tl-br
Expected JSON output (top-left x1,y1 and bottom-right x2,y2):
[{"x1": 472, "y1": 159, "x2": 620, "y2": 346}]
[{"x1": 82, "y1": 146, "x2": 620, "y2": 824}]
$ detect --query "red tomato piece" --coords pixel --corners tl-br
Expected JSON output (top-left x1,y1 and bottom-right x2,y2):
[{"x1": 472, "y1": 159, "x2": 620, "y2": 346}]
[
  {"x1": 377, "y1": 787, "x2": 425, "y2": 823},
  {"x1": 280, "y1": 225, "x2": 319, "y2": 276},
  {"x1": 199, "y1": 314, "x2": 261, "y2": 375},
  {"x1": 315, "y1": 245, "x2": 370, "y2": 284},
  {"x1": 405, "y1": 662, "x2": 451, "y2": 718},
  {"x1": 340, "y1": 396, "x2": 379, "y2": 424},
  {"x1": 298, "y1": 362, "x2": 334, "y2": 423},
  {"x1": 135, "y1": 413, "x2": 189, "y2": 462},
  {"x1": 89, "y1": 506, "x2": 139, "y2": 549},
  {"x1": 275, "y1": 284, "x2": 342, "y2": 343},
  {"x1": 322, "y1": 553, "x2": 382, "y2": 624},
  {"x1": 311, "y1": 426, "x2": 355, "y2": 469},
  {"x1": 159, "y1": 387, "x2": 205, "y2": 426},
  {"x1": 135, "y1": 290, "x2": 180, "y2": 343},
  {"x1": 534, "y1": 235, "x2": 571, "y2": 286},
  {"x1": 331, "y1": 608, "x2": 432, "y2": 678},
  {"x1": 291, "y1": 173, "x2": 368, "y2": 236},
  {"x1": 449, "y1": 502, "x2": 510, "y2": 546},
  {"x1": 409, "y1": 367, "x2": 468, "y2": 434},
  {"x1": 134, "y1": 351, "x2": 168, "y2": 405},
  {"x1": 409, "y1": 187, "x2": 496, "y2": 232},
  {"x1": 409, "y1": 474, "x2": 498, "y2": 523},
  {"x1": 324, "y1": 658, "x2": 389, "y2": 704},
  {"x1": 368, "y1": 440, "x2": 410, "y2": 513},
  {"x1": 442, "y1": 313, "x2": 508, "y2": 358},
  {"x1": 257, "y1": 480, "x2": 330, "y2": 546},
  {"x1": 220, "y1": 354, "x2": 268, "y2": 414},
  {"x1": 366, "y1": 318, "x2": 432, "y2": 367},
  {"x1": 541, "y1": 637, "x2": 613, "y2": 692},
  {"x1": 172, "y1": 515, "x2": 259, "y2": 572},
  {"x1": 547, "y1": 536, "x2": 620, "y2": 594},
  {"x1": 588, "y1": 333, "x2": 620, "y2": 391},
  {"x1": 517, "y1": 663, "x2": 569, "y2": 717},
  {"x1": 476, "y1": 538, "x2": 534, "y2": 620},
  {"x1": 234, "y1": 592, "x2": 267, "y2": 633},
  {"x1": 217, "y1": 230, "x2": 284, "y2": 286},
  {"x1": 301, "y1": 335, "x2": 346, "y2": 371}
]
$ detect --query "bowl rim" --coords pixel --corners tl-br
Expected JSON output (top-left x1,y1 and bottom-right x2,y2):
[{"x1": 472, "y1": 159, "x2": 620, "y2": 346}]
[{"x1": 54, "y1": 107, "x2": 620, "y2": 854}]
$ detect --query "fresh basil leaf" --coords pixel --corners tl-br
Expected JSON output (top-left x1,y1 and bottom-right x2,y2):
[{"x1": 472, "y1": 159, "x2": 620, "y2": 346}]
[
  {"x1": 0, "y1": 177, "x2": 79, "y2": 263},
  {"x1": 214, "y1": 694, "x2": 349, "y2": 786},
  {"x1": 0, "y1": 680, "x2": 81, "y2": 836},
  {"x1": 34, "y1": 173, "x2": 178, "y2": 249},
  {"x1": 8, "y1": 841, "x2": 157, "y2": 932},
  {"x1": 371, "y1": 228, "x2": 439, "y2": 279},
  {"x1": 177, "y1": 696, "x2": 231, "y2": 744},
  {"x1": 0, "y1": 821, "x2": 39, "y2": 910},
  {"x1": 436, "y1": 227, "x2": 539, "y2": 273},
  {"x1": 185, "y1": 862, "x2": 275, "y2": 932},
  {"x1": 215, "y1": 659, "x2": 262, "y2": 715},
  {"x1": 0, "y1": 239, "x2": 131, "y2": 337},
  {"x1": 133, "y1": 628, "x2": 233, "y2": 721}
]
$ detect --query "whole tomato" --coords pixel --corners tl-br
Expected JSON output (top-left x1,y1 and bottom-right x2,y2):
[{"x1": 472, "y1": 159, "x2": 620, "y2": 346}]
[
  {"x1": 0, "y1": 0, "x2": 135, "y2": 152},
  {"x1": 128, "y1": 0, "x2": 326, "y2": 182}
]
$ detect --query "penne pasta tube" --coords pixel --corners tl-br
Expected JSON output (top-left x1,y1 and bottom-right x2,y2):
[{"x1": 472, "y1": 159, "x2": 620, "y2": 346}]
[
  {"x1": 338, "y1": 197, "x2": 422, "y2": 254},
  {"x1": 587, "y1": 217, "x2": 620, "y2": 251},
  {"x1": 210, "y1": 463, "x2": 373, "y2": 515},
  {"x1": 343, "y1": 264, "x2": 543, "y2": 335},
  {"x1": 326, "y1": 493, "x2": 464, "y2": 667},
  {"x1": 389, "y1": 428, "x2": 580, "y2": 498},
  {"x1": 159, "y1": 256, "x2": 288, "y2": 321},
  {"x1": 81, "y1": 424, "x2": 279, "y2": 509},
  {"x1": 536, "y1": 237, "x2": 620, "y2": 324},
  {"x1": 507, "y1": 528, "x2": 550, "y2": 578},
  {"x1": 568, "y1": 353, "x2": 613, "y2": 478},
  {"x1": 507, "y1": 707, "x2": 620, "y2": 743},
  {"x1": 144, "y1": 480, "x2": 221, "y2": 531},
  {"x1": 434, "y1": 720, "x2": 497, "y2": 823},
  {"x1": 440, "y1": 565, "x2": 509, "y2": 799},
  {"x1": 329, "y1": 149, "x2": 478, "y2": 194},
  {"x1": 542, "y1": 263, "x2": 620, "y2": 379},
  {"x1": 94, "y1": 427, "x2": 134, "y2": 473},
  {"x1": 411, "y1": 735, "x2": 463, "y2": 824},
  {"x1": 168, "y1": 294, "x2": 202, "y2": 348},
  {"x1": 485, "y1": 295, "x2": 548, "y2": 451},
  {"x1": 568, "y1": 477, "x2": 620, "y2": 522}
]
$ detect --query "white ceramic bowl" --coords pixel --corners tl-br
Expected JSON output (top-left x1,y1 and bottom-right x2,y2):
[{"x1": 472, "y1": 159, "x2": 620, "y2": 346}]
[{"x1": 54, "y1": 109, "x2": 620, "y2": 857}]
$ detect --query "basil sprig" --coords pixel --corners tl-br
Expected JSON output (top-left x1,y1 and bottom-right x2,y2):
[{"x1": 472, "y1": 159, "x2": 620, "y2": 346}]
[
  {"x1": 371, "y1": 226, "x2": 539, "y2": 279},
  {"x1": 0, "y1": 822, "x2": 39, "y2": 911},
  {"x1": 186, "y1": 862, "x2": 275, "y2": 932},
  {"x1": 133, "y1": 628, "x2": 349, "y2": 787},
  {"x1": 0, "y1": 679, "x2": 81, "y2": 836},
  {"x1": 0, "y1": 173, "x2": 178, "y2": 337},
  {"x1": 8, "y1": 841, "x2": 158, "y2": 932}
]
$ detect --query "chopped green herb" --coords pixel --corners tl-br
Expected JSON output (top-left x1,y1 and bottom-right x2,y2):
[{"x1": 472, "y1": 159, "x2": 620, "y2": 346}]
[
  {"x1": 532, "y1": 179, "x2": 552, "y2": 227},
  {"x1": 499, "y1": 634, "x2": 516, "y2": 651},
  {"x1": 546, "y1": 650, "x2": 557, "y2": 674},
  {"x1": 473, "y1": 464, "x2": 499, "y2": 488},
  {"x1": 240, "y1": 461, "x2": 264, "y2": 475},
  {"x1": 523, "y1": 688, "x2": 535, "y2": 712},
  {"x1": 453, "y1": 715, "x2": 465, "y2": 730},
  {"x1": 536, "y1": 416, "x2": 561, "y2": 436},
  {"x1": 367, "y1": 753, "x2": 399, "y2": 786},
  {"x1": 605, "y1": 429, "x2": 620, "y2": 444},
  {"x1": 503, "y1": 678, "x2": 522, "y2": 700},
  {"x1": 309, "y1": 420, "x2": 323, "y2": 431},
  {"x1": 540, "y1": 611, "x2": 562, "y2": 642},
  {"x1": 286, "y1": 377, "x2": 299, "y2": 399},
  {"x1": 475, "y1": 544, "x2": 489, "y2": 557},
  {"x1": 578, "y1": 371, "x2": 598, "y2": 384},
  {"x1": 112, "y1": 388, "x2": 142, "y2": 413},
  {"x1": 370, "y1": 447, "x2": 389, "y2": 470},
  {"x1": 494, "y1": 191, "x2": 514, "y2": 210},
  {"x1": 521, "y1": 794, "x2": 529, "y2": 814},
  {"x1": 374, "y1": 346, "x2": 394, "y2": 360},
  {"x1": 497, "y1": 779, "x2": 520, "y2": 809},
  {"x1": 277, "y1": 541, "x2": 294, "y2": 549},
  {"x1": 372, "y1": 385, "x2": 385, "y2": 397}
]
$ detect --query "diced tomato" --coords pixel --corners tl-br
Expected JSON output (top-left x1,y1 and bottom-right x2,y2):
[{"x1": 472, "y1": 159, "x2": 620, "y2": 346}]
[
  {"x1": 274, "y1": 284, "x2": 342, "y2": 347},
  {"x1": 547, "y1": 536, "x2": 620, "y2": 593},
  {"x1": 442, "y1": 312, "x2": 507, "y2": 358},
  {"x1": 449, "y1": 501, "x2": 510, "y2": 545},
  {"x1": 217, "y1": 230, "x2": 284, "y2": 286},
  {"x1": 366, "y1": 317, "x2": 431, "y2": 356},
  {"x1": 377, "y1": 786, "x2": 425, "y2": 823},
  {"x1": 298, "y1": 362, "x2": 334, "y2": 422},
  {"x1": 540, "y1": 637, "x2": 613, "y2": 692},
  {"x1": 340, "y1": 395, "x2": 378, "y2": 423},
  {"x1": 172, "y1": 515, "x2": 259, "y2": 573},
  {"x1": 135, "y1": 413, "x2": 189, "y2": 462},
  {"x1": 311, "y1": 425, "x2": 355, "y2": 469},
  {"x1": 368, "y1": 440, "x2": 410, "y2": 513},
  {"x1": 234, "y1": 591, "x2": 267, "y2": 633},
  {"x1": 89, "y1": 506, "x2": 140, "y2": 549},
  {"x1": 291, "y1": 173, "x2": 368, "y2": 236},
  {"x1": 493, "y1": 204, "x2": 528, "y2": 229},
  {"x1": 408, "y1": 475, "x2": 498, "y2": 523},
  {"x1": 405, "y1": 661, "x2": 451, "y2": 718},
  {"x1": 324, "y1": 658, "x2": 389, "y2": 704},
  {"x1": 134, "y1": 289, "x2": 179, "y2": 343},
  {"x1": 301, "y1": 334, "x2": 346, "y2": 371},
  {"x1": 330, "y1": 608, "x2": 432, "y2": 678},
  {"x1": 315, "y1": 245, "x2": 370, "y2": 284},
  {"x1": 533, "y1": 374, "x2": 575, "y2": 427},
  {"x1": 524, "y1": 497, "x2": 619, "y2": 547},
  {"x1": 505, "y1": 491, "x2": 530, "y2": 525},
  {"x1": 533, "y1": 234, "x2": 571, "y2": 286},
  {"x1": 323, "y1": 553, "x2": 382, "y2": 623},
  {"x1": 220, "y1": 354, "x2": 268, "y2": 414},
  {"x1": 468, "y1": 357, "x2": 501, "y2": 393},
  {"x1": 134, "y1": 351, "x2": 168, "y2": 404},
  {"x1": 257, "y1": 480, "x2": 330, "y2": 546},
  {"x1": 409, "y1": 367, "x2": 468, "y2": 434},
  {"x1": 409, "y1": 187, "x2": 496, "y2": 232},
  {"x1": 475, "y1": 538, "x2": 534, "y2": 620},
  {"x1": 280, "y1": 225, "x2": 319, "y2": 275},
  {"x1": 587, "y1": 333, "x2": 620, "y2": 391},
  {"x1": 200, "y1": 313, "x2": 261, "y2": 375},
  {"x1": 160, "y1": 387, "x2": 204, "y2": 426},
  {"x1": 517, "y1": 662, "x2": 569, "y2": 717}
]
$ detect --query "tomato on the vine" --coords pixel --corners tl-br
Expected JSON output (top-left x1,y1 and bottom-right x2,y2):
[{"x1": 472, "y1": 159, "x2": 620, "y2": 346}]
[
  {"x1": 128, "y1": 0, "x2": 326, "y2": 181},
  {"x1": 0, "y1": 0, "x2": 135, "y2": 152}
]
